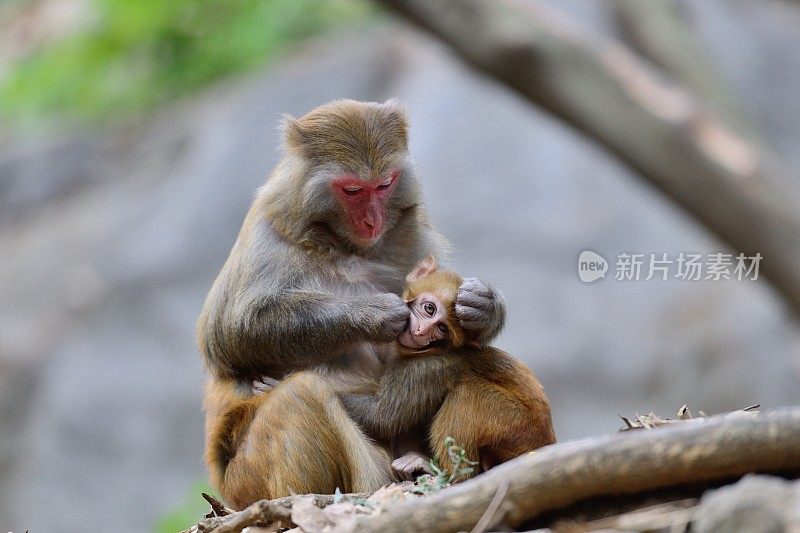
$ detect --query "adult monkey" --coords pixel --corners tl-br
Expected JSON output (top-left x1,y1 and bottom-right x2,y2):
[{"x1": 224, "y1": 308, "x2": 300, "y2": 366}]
[{"x1": 198, "y1": 99, "x2": 506, "y2": 507}]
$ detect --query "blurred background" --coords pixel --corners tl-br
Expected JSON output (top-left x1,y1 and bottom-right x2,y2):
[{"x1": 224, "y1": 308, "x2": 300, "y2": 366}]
[{"x1": 1, "y1": 0, "x2": 799, "y2": 531}]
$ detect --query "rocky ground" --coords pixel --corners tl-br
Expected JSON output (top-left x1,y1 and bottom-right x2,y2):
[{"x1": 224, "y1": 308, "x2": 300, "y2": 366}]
[{"x1": 1, "y1": 1, "x2": 799, "y2": 531}]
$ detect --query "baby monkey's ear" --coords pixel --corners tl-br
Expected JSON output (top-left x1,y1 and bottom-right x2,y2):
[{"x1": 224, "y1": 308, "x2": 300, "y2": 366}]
[{"x1": 406, "y1": 255, "x2": 437, "y2": 283}]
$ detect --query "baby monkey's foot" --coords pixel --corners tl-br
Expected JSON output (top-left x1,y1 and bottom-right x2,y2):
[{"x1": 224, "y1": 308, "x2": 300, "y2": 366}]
[
  {"x1": 392, "y1": 451, "x2": 433, "y2": 481},
  {"x1": 251, "y1": 376, "x2": 280, "y2": 395}
]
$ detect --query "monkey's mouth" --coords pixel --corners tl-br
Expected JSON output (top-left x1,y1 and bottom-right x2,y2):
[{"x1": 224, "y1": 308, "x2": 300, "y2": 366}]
[
  {"x1": 397, "y1": 300, "x2": 434, "y2": 351},
  {"x1": 397, "y1": 329, "x2": 429, "y2": 350}
]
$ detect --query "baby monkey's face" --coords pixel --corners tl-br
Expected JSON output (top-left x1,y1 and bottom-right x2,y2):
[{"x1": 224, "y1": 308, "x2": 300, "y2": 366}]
[
  {"x1": 398, "y1": 292, "x2": 450, "y2": 350},
  {"x1": 399, "y1": 255, "x2": 468, "y2": 353}
]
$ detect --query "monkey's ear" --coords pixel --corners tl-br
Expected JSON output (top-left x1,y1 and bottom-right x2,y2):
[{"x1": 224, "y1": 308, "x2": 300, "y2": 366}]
[
  {"x1": 281, "y1": 114, "x2": 306, "y2": 150},
  {"x1": 406, "y1": 255, "x2": 437, "y2": 282}
]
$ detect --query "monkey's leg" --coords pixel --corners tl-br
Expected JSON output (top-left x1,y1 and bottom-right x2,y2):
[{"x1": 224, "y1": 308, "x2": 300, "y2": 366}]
[
  {"x1": 428, "y1": 383, "x2": 483, "y2": 480},
  {"x1": 430, "y1": 379, "x2": 549, "y2": 478},
  {"x1": 219, "y1": 371, "x2": 392, "y2": 510}
]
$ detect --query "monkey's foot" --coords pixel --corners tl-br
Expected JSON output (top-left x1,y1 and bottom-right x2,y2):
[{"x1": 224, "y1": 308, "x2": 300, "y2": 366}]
[{"x1": 391, "y1": 451, "x2": 433, "y2": 481}]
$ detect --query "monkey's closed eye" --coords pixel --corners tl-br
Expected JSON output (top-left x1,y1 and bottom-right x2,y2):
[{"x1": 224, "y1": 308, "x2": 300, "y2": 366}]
[
  {"x1": 376, "y1": 178, "x2": 394, "y2": 190},
  {"x1": 343, "y1": 186, "x2": 363, "y2": 196},
  {"x1": 437, "y1": 323, "x2": 448, "y2": 333},
  {"x1": 423, "y1": 302, "x2": 436, "y2": 316}
]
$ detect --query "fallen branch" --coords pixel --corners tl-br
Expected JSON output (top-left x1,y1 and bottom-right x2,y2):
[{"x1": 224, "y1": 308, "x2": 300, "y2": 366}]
[
  {"x1": 351, "y1": 406, "x2": 800, "y2": 532},
  {"x1": 376, "y1": 0, "x2": 800, "y2": 315},
  {"x1": 183, "y1": 492, "x2": 373, "y2": 533}
]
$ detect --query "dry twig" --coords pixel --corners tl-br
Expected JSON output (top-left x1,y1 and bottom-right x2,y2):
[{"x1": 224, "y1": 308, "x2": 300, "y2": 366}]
[
  {"x1": 620, "y1": 403, "x2": 760, "y2": 431},
  {"x1": 196, "y1": 499, "x2": 291, "y2": 533},
  {"x1": 202, "y1": 492, "x2": 233, "y2": 517}
]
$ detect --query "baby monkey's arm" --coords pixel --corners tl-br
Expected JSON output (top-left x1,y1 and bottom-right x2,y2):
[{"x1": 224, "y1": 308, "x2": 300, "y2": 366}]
[{"x1": 340, "y1": 358, "x2": 455, "y2": 440}]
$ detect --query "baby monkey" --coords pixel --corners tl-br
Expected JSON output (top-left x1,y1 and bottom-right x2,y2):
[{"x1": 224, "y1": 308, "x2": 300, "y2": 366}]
[{"x1": 340, "y1": 256, "x2": 556, "y2": 479}]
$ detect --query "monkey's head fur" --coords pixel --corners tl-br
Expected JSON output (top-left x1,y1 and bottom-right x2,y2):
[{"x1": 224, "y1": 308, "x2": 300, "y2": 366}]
[
  {"x1": 259, "y1": 99, "x2": 423, "y2": 253},
  {"x1": 399, "y1": 255, "x2": 475, "y2": 356}
]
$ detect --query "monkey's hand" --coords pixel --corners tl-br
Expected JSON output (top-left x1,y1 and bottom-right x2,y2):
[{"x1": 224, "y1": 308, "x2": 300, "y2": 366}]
[
  {"x1": 392, "y1": 451, "x2": 434, "y2": 481},
  {"x1": 362, "y1": 292, "x2": 410, "y2": 343},
  {"x1": 455, "y1": 278, "x2": 506, "y2": 344},
  {"x1": 251, "y1": 375, "x2": 280, "y2": 395}
]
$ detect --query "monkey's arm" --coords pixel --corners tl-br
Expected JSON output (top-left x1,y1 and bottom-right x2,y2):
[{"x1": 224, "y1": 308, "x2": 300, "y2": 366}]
[
  {"x1": 340, "y1": 392, "x2": 436, "y2": 440},
  {"x1": 339, "y1": 394, "x2": 389, "y2": 438},
  {"x1": 455, "y1": 278, "x2": 507, "y2": 344},
  {"x1": 200, "y1": 290, "x2": 409, "y2": 379},
  {"x1": 340, "y1": 361, "x2": 453, "y2": 439}
]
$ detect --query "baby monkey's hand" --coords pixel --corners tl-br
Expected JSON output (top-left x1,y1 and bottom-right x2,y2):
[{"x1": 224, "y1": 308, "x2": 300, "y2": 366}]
[{"x1": 251, "y1": 375, "x2": 281, "y2": 395}]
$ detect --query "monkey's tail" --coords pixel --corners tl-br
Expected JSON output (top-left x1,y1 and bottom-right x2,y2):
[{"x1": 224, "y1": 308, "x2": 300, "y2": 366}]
[{"x1": 206, "y1": 400, "x2": 259, "y2": 487}]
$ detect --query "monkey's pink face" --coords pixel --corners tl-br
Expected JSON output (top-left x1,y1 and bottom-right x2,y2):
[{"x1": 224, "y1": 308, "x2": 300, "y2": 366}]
[
  {"x1": 398, "y1": 293, "x2": 450, "y2": 350},
  {"x1": 331, "y1": 170, "x2": 400, "y2": 244}
]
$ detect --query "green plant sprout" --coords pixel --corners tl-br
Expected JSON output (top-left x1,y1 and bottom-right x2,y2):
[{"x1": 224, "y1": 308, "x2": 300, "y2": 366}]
[{"x1": 410, "y1": 437, "x2": 478, "y2": 495}]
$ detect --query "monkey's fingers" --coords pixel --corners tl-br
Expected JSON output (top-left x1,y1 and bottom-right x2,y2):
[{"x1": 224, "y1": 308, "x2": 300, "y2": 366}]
[
  {"x1": 251, "y1": 376, "x2": 280, "y2": 395},
  {"x1": 455, "y1": 303, "x2": 492, "y2": 330},
  {"x1": 456, "y1": 278, "x2": 505, "y2": 341},
  {"x1": 458, "y1": 277, "x2": 494, "y2": 299},
  {"x1": 456, "y1": 280, "x2": 497, "y2": 326},
  {"x1": 456, "y1": 290, "x2": 494, "y2": 311},
  {"x1": 260, "y1": 376, "x2": 281, "y2": 387}
]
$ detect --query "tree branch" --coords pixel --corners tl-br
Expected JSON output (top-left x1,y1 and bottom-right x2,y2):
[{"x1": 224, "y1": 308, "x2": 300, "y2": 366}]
[
  {"x1": 377, "y1": 0, "x2": 800, "y2": 315},
  {"x1": 352, "y1": 407, "x2": 800, "y2": 532},
  {"x1": 611, "y1": 0, "x2": 752, "y2": 136}
]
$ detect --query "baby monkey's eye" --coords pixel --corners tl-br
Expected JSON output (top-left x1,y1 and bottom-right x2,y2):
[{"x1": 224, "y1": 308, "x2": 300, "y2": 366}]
[
  {"x1": 437, "y1": 323, "x2": 448, "y2": 333},
  {"x1": 423, "y1": 302, "x2": 436, "y2": 316}
]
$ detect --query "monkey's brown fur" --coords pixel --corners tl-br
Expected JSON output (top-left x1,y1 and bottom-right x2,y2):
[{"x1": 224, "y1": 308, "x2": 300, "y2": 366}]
[
  {"x1": 430, "y1": 349, "x2": 555, "y2": 475},
  {"x1": 200, "y1": 100, "x2": 451, "y2": 509},
  {"x1": 342, "y1": 265, "x2": 555, "y2": 477},
  {"x1": 200, "y1": 100, "x2": 506, "y2": 509},
  {"x1": 205, "y1": 374, "x2": 391, "y2": 510}
]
